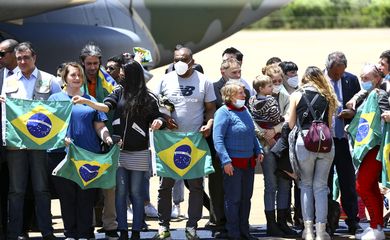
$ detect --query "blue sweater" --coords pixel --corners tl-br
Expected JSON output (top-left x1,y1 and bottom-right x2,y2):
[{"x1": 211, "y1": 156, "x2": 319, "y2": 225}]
[{"x1": 213, "y1": 105, "x2": 263, "y2": 167}]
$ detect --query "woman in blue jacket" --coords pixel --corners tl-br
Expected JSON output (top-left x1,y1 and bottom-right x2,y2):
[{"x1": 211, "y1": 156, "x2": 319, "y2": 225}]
[{"x1": 213, "y1": 81, "x2": 264, "y2": 240}]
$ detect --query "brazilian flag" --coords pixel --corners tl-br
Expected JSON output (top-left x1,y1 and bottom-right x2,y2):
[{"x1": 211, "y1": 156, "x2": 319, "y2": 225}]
[
  {"x1": 151, "y1": 130, "x2": 214, "y2": 180},
  {"x1": 5, "y1": 98, "x2": 72, "y2": 150},
  {"x1": 348, "y1": 91, "x2": 382, "y2": 168},
  {"x1": 53, "y1": 143, "x2": 119, "y2": 189},
  {"x1": 378, "y1": 123, "x2": 390, "y2": 188}
]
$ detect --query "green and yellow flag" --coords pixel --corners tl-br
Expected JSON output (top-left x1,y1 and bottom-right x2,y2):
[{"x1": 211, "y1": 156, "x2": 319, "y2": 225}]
[
  {"x1": 5, "y1": 98, "x2": 72, "y2": 150},
  {"x1": 348, "y1": 91, "x2": 382, "y2": 168},
  {"x1": 378, "y1": 123, "x2": 390, "y2": 188},
  {"x1": 53, "y1": 143, "x2": 119, "y2": 189},
  {"x1": 151, "y1": 130, "x2": 214, "y2": 180}
]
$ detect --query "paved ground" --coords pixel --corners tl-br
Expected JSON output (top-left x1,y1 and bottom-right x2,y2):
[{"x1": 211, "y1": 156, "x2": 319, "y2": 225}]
[{"x1": 30, "y1": 28, "x2": 390, "y2": 239}]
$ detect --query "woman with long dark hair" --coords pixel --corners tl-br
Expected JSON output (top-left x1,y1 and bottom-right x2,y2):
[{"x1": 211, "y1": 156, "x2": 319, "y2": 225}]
[{"x1": 73, "y1": 60, "x2": 166, "y2": 240}]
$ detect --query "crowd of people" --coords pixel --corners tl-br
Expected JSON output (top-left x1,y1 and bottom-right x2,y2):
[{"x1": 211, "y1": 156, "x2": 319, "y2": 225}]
[{"x1": 0, "y1": 38, "x2": 389, "y2": 240}]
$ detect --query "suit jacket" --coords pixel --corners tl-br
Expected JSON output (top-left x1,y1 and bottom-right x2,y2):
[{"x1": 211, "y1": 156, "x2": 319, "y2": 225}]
[{"x1": 340, "y1": 71, "x2": 361, "y2": 124}]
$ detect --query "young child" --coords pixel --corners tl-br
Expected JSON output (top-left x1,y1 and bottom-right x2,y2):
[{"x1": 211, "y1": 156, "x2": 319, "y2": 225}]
[{"x1": 249, "y1": 74, "x2": 284, "y2": 129}]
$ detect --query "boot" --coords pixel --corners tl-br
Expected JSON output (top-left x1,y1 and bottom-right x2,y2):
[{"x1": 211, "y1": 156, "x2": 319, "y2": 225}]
[
  {"x1": 302, "y1": 221, "x2": 314, "y2": 240},
  {"x1": 265, "y1": 210, "x2": 284, "y2": 237},
  {"x1": 119, "y1": 230, "x2": 129, "y2": 240},
  {"x1": 315, "y1": 222, "x2": 331, "y2": 240},
  {"x1": 277, "y1": 209, "x2": 298, "y2": 236},
  {"x1": 130, "y1": 230, "x2": 140, "y2": 240}
]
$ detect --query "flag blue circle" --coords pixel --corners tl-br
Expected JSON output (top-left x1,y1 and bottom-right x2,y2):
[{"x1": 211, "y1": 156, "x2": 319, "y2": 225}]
[
  {"x1": 174, "y1": 145, "x2": 192, "y2": 169},
  {"x1": 26, "y1": 113, "x2": 52, "y2": 138},
  {"x1": 356, "y1": 118, "x2": 369, "y2": 142},
  {"x1": 79, "y1": 164, "x2": 100, "y2": 182}
]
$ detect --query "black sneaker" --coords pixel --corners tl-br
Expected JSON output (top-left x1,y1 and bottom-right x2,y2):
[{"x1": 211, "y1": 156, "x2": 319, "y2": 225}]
[
  {"x1": 106, "y1": 230, "x2": 119, "y2": 239},
  {"x1": 42, "y1": 234, "x2": 58, "y2": 240}
]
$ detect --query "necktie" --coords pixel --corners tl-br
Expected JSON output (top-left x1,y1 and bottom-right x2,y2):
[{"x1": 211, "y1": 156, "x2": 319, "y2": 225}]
[
  {"x1": 332, "y1": 80, "x2": 344, "y2": 139},
  {"x1": 7, "y1": 70, "x2": 13, "y2": 77}
]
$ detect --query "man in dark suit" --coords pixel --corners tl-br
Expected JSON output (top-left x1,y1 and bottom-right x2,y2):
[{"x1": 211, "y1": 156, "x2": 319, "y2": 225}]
[
  {"x1": 325, "y1": 51, "x2": 361, "y2": 234},
  {"x1": 0, "y1": 38, "x2": 18, "y2": 240}
]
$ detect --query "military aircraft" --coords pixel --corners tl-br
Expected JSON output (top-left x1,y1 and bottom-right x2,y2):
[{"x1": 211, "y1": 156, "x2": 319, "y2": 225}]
[{"x1": 0, "y1": 0, "x2": 291, "y2": 73}]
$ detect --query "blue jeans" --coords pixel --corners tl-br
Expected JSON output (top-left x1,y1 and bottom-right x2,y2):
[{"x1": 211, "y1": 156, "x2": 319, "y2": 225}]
[
  {"x1": 295, "y1": 134, "x2": 335, "y2": 223},
  {"x1": 261, "y1": 151, "x2": 291, "y2": 211},
  {"x1": 7, "y1": 150, "x2": 53, "y2": 239},
  {"x1": 116, "y1": 167, "x2": 146, "y2": 231},
  {"x1": 223, "y1": 167, "x2": 255, "y2": 238}
]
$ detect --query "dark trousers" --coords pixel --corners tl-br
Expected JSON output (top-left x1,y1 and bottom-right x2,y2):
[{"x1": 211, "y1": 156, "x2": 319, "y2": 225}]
[
  {"x1": 223, "y1": 167, "x2": 255, "y2": 238},
  {"x1": 49, "y1": 152, "x2": 96, "y2": 239},
  {"x1": 206, "y1": 136, "x2": 225, "y2": 227},
  {"x1": 7, "y1": 150, "x2": 53, "y2": 239},
  {"x1": 327, "y1": 138, "x2": 359, "y2": 225},
  {"x1": 0, "y1": 157, "x2": 7, "y2": 240}
]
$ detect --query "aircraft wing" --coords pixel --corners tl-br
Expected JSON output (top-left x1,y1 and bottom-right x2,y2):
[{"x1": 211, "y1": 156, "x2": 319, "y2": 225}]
[{"x1": 0, "y1": 0, "x2": 95, "y2": 22}]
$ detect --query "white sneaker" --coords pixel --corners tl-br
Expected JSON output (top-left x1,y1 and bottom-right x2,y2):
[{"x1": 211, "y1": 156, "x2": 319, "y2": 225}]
[
  {"x1": 127, "y1": 205, "x2": 133, "y2": 220},
  {"x1": 145, "y1": 203, "x2": 158, "y2": 218},
  {"x1": 171, "y1": 204, "x2": 180, "y2": 218},
  {"x1": 356, "y1": 227, "x2": 372, "y2": 240},
  {"x1": 358, "y1": 226, "x2": 385, "y2": 240}
]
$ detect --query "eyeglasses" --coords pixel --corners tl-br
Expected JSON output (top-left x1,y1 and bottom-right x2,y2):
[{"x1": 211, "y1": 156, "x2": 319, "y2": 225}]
[{"x1": 0, "y1": 50, "x2": 12, "y2": 58}]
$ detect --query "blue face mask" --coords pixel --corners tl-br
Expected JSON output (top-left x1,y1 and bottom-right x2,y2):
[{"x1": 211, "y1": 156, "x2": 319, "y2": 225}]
[{"x1": 361, "y1": 81, "x2": 373, "y2": 91}]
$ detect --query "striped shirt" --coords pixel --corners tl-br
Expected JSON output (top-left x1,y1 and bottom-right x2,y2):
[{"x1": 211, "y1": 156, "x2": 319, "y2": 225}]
[{"x1": 118, "y1": 149, "x2": 150, "y2": 171}]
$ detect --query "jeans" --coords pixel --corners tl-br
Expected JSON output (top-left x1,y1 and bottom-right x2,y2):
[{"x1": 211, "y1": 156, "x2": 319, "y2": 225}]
[
  {"x1": 223, "y1": 167, "x2": 255, "y2": 238},
  {"x1": 116, "y1": 167, "x2": 146, "y2": 231},
  {"x1": 172, "y1": 179, "x2": 184, "y2": 205},
  {"x1": 7, "y1": 150, "x2": 53, "y2": 239},
  {"x1": 295, "y1": 134, "x2": 335, "y2": 223},
  {"x1": 157, "y1": 177, "x2": 203, "y2": 229},
  {"x1": 261, "y1": 151, "x2": 291, "y2": 211}
]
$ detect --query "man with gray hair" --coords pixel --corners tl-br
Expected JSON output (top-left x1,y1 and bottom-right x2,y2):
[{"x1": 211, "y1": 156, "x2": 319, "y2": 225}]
[
  {"x1": 1, "y1": 41, "x2": 61, "y2": 240},
  {"x1": 324, "y1": 51, "x2": 362, "y2": 235}
]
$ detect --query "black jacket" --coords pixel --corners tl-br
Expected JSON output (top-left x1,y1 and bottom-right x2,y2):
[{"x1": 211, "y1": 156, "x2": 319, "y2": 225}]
[{"x1": 104, "y1": 85, "x2": 166, "y2": 151}]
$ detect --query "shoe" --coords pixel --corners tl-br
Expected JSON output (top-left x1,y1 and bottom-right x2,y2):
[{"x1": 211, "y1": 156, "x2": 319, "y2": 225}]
[
  {"x1": 127, "y1": 206, "x2": 133, "y2": 220},
  {"x1": 106, "y1": 230, "x2": 119, "y2": 239},
  {"x1": 119, "y1": 230, "x2": 128, "y2": 240},
  {"x1": 17, "y1": 233, "x2": 29, "y2": 240},
  {"x1": 214, "y1": 231, "x2": 229, "y2": 239},
  {"x1": 358, "y1": 226, "x2": 385, "y2": 240},
  {"x1": 141, "y1": 221, "x2": 149, "y2": 231},
  {"x1": 130, "y1": 230, "x2": 140, "y2": 240},
  {"x1": 185, "y1": 227, "x2": 200, "y2": 240},
  {"x1": 64, "y1": 238, "x2": 76, "y2": 240},
  {"x1": 42, "y1": 234, "x2": 58, "y2": 240},
  {"x1": 240, "y1": 233, "x2": 258, "y2": 240},
  {"x1": 152, "y1": 228, "x2": 171, "y2": 240},
  {"x1": 302, "y1": 220, "x2": 314, "y2": 240},
  {"x1": 264, "y1": 210, "x2": 284, "y2": 237},
  {"x1": 315, "y1": 222, "x2": 330, "y2": 240},
  {"x1": 277, "y1": 209, "x2": 298, "y2": 237},
  {"x1": 171, "y1": 204, "x2": 180, "y2": 218},
  {"x1": 145, "y1": 203, "x2": 159, "y2": 218}
]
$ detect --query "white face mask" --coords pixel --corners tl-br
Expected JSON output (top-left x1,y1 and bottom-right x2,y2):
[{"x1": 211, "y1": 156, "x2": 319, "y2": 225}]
[
  {"x1": 228, "y1": 78, "x2": 240, "y2": 83},
  {"x1": 233, "y1": 99, "x2": 245, "y2": 108},
  {"x1": 287, "y1": 76, "x2": 299, "y2": 88},
  {"x1": 273, "y1": 85, "x2": 282, "y2": 94},
  {"x1": 174, "y1": 61, "x2": 189, "y2": 76}
]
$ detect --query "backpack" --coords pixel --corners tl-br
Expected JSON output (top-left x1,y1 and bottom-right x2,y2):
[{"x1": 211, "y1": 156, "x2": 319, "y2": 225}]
[{"x1": 297, "y1": 92, "x2": 332, "y2": 153}]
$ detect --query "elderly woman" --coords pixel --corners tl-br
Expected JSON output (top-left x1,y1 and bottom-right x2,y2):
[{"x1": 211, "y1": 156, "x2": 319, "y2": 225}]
[
  {"x1": 288, "y1": 66, "x2": 339, "y2": 240},
  {"x1": 48, "y1": 62, "x2": 112, "y2": 240},
  {"x1": 213, "y1": 82, "x2": 263, "y2": 240},
  {"x1": 351, "y1": 64, "x2": 389, "y2": 240}
]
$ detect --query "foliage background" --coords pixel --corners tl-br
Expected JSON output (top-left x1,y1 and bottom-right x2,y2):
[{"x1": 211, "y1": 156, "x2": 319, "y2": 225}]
[{"x1": 250, "y1": 0, "x2": 390, "y2": 29}]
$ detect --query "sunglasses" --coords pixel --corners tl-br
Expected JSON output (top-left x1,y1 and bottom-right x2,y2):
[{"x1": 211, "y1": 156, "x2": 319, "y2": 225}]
[
  {"x1": 106, "y1": 66, "x2": 119, "y2": 71},
  {"x1": 0, "y1": 50, "x2": 12, "y2": 58}
]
